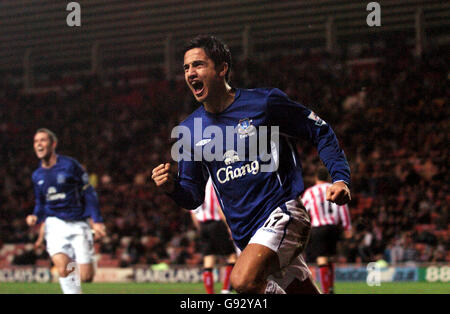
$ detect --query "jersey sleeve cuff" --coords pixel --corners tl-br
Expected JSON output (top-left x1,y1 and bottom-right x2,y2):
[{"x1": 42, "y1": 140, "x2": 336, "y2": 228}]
[{"x1": 332, "y1": 179, "x2": 350, "y2": 186}]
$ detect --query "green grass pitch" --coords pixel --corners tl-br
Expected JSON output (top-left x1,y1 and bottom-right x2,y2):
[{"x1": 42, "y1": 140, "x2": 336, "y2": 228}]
[{"x1": 0, "y1": 282, "x2": 448, "y2": 294}]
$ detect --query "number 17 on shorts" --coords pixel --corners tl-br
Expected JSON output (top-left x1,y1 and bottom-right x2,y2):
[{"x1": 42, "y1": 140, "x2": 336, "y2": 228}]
[{"x1": 249, "y1": 201, "x2": 311, "y2": 268}]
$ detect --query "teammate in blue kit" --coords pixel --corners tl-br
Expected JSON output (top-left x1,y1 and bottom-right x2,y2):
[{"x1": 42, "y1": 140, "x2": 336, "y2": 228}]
[
  {"x1": 26, "y1": 128, "x2": 106, "y2": 294},
  {"x1": 152, "y1": 35, "x2": 351, "y2": 294}
]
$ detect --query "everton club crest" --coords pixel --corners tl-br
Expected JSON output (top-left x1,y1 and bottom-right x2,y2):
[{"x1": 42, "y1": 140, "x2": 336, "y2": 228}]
[
  {"x1": 57, "y1": 173, "x2": 66, "y2": 184},
  {"x1": 237, "y1": 118, "x2": 256, "y2": 139}
]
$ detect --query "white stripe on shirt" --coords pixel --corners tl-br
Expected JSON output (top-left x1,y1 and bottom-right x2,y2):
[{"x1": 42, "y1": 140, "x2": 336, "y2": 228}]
[
  {"x1": 193, "y1": 178, "x2": 222, "y2": 222},
  {"x1": 301, "y1": 182, "x2": 351, "y2": 230}
]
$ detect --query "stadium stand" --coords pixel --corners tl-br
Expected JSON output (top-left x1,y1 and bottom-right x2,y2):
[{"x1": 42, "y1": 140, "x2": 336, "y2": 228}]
[
  {"x1": 0, "y1": 0, "x2": 448, "y2": 270},
  {"x1": 0, "y1": 42, "x2": 448, "y2": 268}
]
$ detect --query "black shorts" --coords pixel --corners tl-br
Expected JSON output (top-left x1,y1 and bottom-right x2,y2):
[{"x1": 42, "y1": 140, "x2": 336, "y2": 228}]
[
  {"x1": 199, "y1": 220, "x2": 235, "y2": 256},
  {"x1": 305, "y1": 225, "x2": 340, "y2": 261}
]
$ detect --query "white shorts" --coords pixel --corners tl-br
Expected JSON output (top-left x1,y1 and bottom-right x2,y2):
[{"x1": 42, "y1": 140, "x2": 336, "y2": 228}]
[
  {"x1": 45, "y1": 216, "x2": 95, "y2": 264},
  {"x1": 248, "y1": 199, "x2": 312, "y2": 287}
]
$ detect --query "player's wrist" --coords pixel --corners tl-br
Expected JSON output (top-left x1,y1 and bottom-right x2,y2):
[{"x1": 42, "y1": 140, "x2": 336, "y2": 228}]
[
  {"x1": 162, "y1": 178, "x2": 176, "y2": 195},
  {"x1": 332, "y1": 180, "x2": 348, "y2": 186}
]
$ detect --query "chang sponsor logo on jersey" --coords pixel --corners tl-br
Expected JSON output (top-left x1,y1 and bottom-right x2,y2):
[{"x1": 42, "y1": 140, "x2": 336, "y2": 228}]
[
  {"x1": 216, "y1": 160, "x2": 260, "y2": 184},
  {"x1": 46, "y1": 186, "x2": 66, "y2": 201}
]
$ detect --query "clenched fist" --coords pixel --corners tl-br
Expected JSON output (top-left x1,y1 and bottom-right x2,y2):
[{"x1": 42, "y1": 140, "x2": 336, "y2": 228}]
[
  {"x1": 151, "y1": 163, "x2": 175, "y2": 194},
  {"x1": 91, "y1": 222, "x2": 107, "y2": 240},
  {"x1": 326, "y1": 181, "x2": 351, "y2": 205},
  {"x1": 26, "y1": 215, "x2": 38, "y2": 227}
]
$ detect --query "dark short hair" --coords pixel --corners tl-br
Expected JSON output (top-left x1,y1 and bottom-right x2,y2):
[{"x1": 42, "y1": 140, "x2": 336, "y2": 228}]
[
  {"x1": 317, "y1": 167, "x2": 330, "y2": 181},
  {"x1": 36, "y1": 128, "x2": 58, "y2": 144},
  {"x1": 183, "y1": 35, "x2": 232, "y2": 83}
]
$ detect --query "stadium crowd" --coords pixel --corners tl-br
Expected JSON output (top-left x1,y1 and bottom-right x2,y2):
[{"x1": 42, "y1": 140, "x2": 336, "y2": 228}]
[{"x1": 0, "y1": 42, "x2": 448, "y2": 267}]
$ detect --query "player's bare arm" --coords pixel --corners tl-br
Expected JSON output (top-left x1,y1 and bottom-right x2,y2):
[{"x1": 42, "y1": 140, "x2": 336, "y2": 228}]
[
  {"x1": 151, "y1": 163, "x2": 175, "y2": 193},
  {"x1": 34, "y1": 223, "x2": 45, "y2": 249},
  {"x1": 326, "y1": 181, "x2": 351, "y2": 205},
  {"x1": 190, "y1": 211, "x2": 200, "y2": 230}
]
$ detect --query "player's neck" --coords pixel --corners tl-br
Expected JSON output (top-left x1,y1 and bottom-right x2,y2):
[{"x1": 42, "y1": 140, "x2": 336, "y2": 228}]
[
  {"x1": 203, "y1": 84, "x2": 235, "y2": 114},
  {"x1": 41, "y1": 153, "x2": 57, "y2": 169},
  {"x1": 316, "y1": 180, "x2": 328, "y2": 185}
]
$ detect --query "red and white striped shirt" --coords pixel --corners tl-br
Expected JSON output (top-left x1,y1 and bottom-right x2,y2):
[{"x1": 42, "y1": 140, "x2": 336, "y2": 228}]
[
  {"x1": 193, "y1": 178, "x2": 222, "y2": 222},
  {"x1": 301, "y1": 182, "x2": 351, "y2": 230}
]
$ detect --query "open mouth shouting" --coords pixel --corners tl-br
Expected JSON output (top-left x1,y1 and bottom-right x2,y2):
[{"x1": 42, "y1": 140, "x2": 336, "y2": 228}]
[
  {"x1": 190, "y1": 80, "x2": 205, "y2": 97},
  {"x1": 35, "y1": 146, "x2": 46, "y2": 157}
]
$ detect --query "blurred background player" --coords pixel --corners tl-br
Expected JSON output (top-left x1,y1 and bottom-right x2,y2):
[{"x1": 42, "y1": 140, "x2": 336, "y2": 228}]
[
  {"x1": 190, "y1": 177, "x2": 237, "y2": 294},
  {"x1": 302, "y1": 167, "x2": 352, "y2": 294},
  {"x1": 26, "y1": 128, "x2": 106, "y2": 294}
]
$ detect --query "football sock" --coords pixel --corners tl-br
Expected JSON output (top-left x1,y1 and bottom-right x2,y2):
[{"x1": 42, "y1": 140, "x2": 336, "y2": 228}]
[
  {"x1": 265, "y1": 280, "x2": 286, "y2": 294},
  {"x1": 319, "y1": 264, "x2": 330, "y2": 294},
  {"x1": 328, "y1": 262, "x2": 335, "y2": 294},
  {"x1": 203, "y1": 268, "x2": 214, "y2": 294},
  {"x1": 59, "y1": 273, "x2": 81, "y2": 294},
  {"x1": 221, "y1": 263, "x2": 234, "y2": 293}
]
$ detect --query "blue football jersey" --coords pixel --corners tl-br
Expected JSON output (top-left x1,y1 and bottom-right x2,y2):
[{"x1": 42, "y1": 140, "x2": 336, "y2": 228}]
[
  {"x1": 169, "y1": 88, "x2": 350, "y2": 249},
  {"x1": 32, "y1": 154, "x2": 103, "y2": 223}
]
